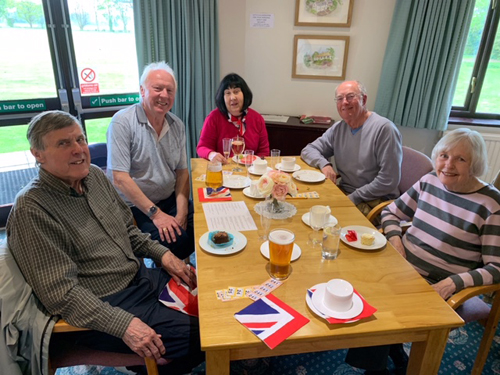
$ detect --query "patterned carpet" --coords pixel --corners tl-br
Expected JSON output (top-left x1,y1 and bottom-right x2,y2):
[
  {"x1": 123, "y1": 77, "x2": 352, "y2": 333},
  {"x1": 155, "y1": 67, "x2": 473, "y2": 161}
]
[{"x1": 56, "y1": 320, "x2": 500, "y2": 375}]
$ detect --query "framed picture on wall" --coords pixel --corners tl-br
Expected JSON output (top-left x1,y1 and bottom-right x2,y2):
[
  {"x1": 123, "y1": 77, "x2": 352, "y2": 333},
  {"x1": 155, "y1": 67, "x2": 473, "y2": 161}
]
[
  {"x1": 292, "y1": 35, "x2": 349, "y2": 80},
  {"x1": 295, "y1": 0, "x2": 354, "y2": 27}
]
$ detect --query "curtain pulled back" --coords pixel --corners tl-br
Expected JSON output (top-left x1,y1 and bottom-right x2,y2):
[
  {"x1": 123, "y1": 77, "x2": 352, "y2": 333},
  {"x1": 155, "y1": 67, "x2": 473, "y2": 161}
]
[
  {"x1": 374, "y1": 0, "x2": 474, "y2": 131},
  {"x1": 133, "y1": 0, "x2": 219, "y2": 158}
]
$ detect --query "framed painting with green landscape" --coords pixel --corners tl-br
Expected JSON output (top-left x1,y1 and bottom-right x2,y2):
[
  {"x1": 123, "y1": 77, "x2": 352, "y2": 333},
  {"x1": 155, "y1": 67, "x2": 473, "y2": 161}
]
[
  {"x1": 295, "y1": 0, "x2": 354, "y2": 27},
  {"x1": 292, "y1": 35, "x2": 349, "y2": 80}
]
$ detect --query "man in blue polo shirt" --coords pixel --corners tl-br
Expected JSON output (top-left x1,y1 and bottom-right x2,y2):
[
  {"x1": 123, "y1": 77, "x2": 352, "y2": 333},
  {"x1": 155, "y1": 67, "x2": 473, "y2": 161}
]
[{"x1": 106, "y1": 62, "x2": 193, "y2": 260}]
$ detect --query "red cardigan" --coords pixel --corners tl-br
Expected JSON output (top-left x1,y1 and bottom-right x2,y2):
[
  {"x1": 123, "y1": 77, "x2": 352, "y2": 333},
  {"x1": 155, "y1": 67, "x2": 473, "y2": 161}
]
[{"x1": 197, "y1": 108, "x2": 270, "y2": 159}]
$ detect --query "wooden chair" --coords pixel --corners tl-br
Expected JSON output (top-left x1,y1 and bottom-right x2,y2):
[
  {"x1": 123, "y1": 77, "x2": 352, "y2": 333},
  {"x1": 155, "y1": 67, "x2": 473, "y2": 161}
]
[
  {"x1": 447, "y1": 284, "x2": 500, "y2": 375},
  {"x1": 49, "y1": 319, "x2": 163, "y2": 375},
  {"x1": 367, "y1": 146, "x2": 433, "y2": 225}
]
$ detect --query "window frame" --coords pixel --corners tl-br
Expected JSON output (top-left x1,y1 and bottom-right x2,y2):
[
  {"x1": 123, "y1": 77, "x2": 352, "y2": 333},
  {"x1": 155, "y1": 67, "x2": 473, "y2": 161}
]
[{"x1": 450, "y1": 0, "x2": 500, "y2": 125}]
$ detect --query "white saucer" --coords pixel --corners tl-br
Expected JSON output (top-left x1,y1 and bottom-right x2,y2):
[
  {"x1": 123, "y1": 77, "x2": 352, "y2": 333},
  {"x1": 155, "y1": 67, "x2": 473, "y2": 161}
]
[
  {"x1": 301, "y1": 212, "x2": 338, "y2": 229},
  {"x1": 275, "y1": 163, "x2": 301, "y2": 172},
  {"x1": 260, "y1": 241, "x2": 301, "y2": 262},
  {"x1": 242, "y1": 187, "x2": 265, "y2": 199},
  {"x1": 292, "y1": 170, "x2": 326, "y2": 183},
  {"x1": 223, "y1": 175, "x2": 251, "y2": 189},
  {"x1": 198, "y1": 231, "x2": 247, "y2": 255},
  {"x1": 306, "y1": 285, "x2": 361, "y2": 323},
  {"x1": 340, "y1": 225, "x2": 387, "y2": 250},
  {"x1": 311, "y1": 283, "x2": 364, "y2": 319},
  {"x1": 248, "y1": 166, "x2": 272, "y2": 176}
]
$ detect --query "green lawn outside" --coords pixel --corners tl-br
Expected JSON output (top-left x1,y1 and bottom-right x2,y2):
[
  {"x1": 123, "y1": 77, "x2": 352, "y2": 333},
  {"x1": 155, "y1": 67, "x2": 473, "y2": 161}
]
[{"x1": 0, "y1": 117, "x2": 110, "y2": 155}]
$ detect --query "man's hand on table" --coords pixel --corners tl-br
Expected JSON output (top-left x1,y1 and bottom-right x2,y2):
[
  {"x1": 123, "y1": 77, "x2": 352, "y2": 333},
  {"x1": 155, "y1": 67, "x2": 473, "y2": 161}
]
[
  {"x1": 152, "y1": 211, "x2": 182, "y2": 243},
  {"x1": 161, "y1": 251, "x2": 197, "y2": 289},
  {"x1": 321, "y1": 165, "x2": 338, "y2": 184},
  {"x1": 123, "y1": 317, "x2": 165, "y2": 360},
  {"x1": 432, "y1": 278, "x2": 457, "y2": 300},
  {"x1": 388, "y1": 236, "x2": 406, "y2": 258}
]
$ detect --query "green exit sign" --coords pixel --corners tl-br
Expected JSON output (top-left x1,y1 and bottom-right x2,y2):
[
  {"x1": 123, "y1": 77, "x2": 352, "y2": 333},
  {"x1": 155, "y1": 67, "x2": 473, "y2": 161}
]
[
  {"x1": 89, "y1": 94, "x2": 140, "y2": 107},
  {"x1": 0, "y1": 100, "x2": 47, "y2": 113}
]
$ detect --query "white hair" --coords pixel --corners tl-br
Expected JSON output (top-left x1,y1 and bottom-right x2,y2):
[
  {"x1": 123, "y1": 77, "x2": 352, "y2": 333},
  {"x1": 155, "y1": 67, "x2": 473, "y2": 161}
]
[
  {"x1": 431, "y1": 128, "x2": 488, "y2": 177},
  {"x1": 139, "y1": 61, "x2": 177, "y2": 91}
]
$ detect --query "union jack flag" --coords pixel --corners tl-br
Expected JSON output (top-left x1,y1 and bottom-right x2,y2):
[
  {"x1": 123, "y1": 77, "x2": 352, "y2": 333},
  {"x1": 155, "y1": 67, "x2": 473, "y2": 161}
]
[
  {"x1": 159, "y1": 270, "x2": 198, "y2": 317},
  {"x1": 234, "y1": 294, "x2": 309, "y2": 349}
]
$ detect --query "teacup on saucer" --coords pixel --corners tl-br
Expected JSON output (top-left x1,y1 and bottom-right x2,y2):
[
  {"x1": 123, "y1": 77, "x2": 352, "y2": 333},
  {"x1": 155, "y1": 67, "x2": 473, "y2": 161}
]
[{"x1": 311, "y1": 282, "x2": 364, "y2": 319}]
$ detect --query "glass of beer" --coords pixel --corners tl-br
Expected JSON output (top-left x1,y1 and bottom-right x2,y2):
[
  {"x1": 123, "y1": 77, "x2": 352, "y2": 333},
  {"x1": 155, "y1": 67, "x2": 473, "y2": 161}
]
[
  {"x1": 206, "y1": 160, "x2": 223, "y2": 195},
  {"x1": 267, "y1": 228, "x2": 295, "y2": 280}
]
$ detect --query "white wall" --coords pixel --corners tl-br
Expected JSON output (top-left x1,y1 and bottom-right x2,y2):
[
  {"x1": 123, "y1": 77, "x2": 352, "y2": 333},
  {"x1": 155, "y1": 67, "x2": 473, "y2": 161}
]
[{"x1": 218, "y1": 0, "x2": 441, "y2": 156}]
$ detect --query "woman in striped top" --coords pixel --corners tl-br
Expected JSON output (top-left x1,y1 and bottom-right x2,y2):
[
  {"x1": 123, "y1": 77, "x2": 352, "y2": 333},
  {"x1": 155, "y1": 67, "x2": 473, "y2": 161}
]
[{"x1": 382, "y1": 128, "x2": 500, "y2": 300}]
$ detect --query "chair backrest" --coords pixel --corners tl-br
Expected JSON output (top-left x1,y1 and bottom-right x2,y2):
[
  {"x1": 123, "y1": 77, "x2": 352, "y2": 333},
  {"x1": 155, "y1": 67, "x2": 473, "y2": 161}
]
[
  {"x1": 493, "y1": 170, "x2": 500, "y2": 190},
  {"x1": 398, "y1": 146, "x2": 434, "y2": 195},
  {"x1": 88, "y1": 143, "x2": 107, "y2": 170}
]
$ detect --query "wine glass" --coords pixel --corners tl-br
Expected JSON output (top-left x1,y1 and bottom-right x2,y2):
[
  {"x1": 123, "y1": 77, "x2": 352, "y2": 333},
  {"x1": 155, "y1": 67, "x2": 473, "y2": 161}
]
[
  {"x1": 205, "y1": 160, "x2": 223, "y2": 195},
  {"x1": 222, "y1": 138, "x2": 232, "y2": 164},
  {"x1": 231, "y1": 135, "x2": 245, "y2": 172}
]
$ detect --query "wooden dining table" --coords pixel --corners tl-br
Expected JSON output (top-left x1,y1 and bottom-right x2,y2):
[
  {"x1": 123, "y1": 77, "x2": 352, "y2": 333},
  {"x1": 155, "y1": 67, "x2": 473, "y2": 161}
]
[{"x1": 190, "y1": 157, "x2": 463, "y2": 375}]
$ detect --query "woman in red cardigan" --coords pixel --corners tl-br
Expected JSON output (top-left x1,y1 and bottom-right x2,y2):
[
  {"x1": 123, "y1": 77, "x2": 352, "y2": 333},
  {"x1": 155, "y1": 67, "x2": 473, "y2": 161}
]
[{"x1": 197, "y1": 73, "x2": 270, "y2": 163}]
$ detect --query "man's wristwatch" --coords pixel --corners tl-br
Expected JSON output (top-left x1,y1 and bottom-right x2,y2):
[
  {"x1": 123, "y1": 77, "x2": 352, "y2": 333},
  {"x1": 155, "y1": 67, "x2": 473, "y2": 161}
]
[{"x1": 147, "y1": 205, "x2": 159, "y2": 218}]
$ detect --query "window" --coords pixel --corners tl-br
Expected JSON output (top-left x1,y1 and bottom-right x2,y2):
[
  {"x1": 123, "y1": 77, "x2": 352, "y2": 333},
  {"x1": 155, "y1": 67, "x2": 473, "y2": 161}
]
[{"x1": 451, "y1": 0, "x2": 500, "y2": 121}]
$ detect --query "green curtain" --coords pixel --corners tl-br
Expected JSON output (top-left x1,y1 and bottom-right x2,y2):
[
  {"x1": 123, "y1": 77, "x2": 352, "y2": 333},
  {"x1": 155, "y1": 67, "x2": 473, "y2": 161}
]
[
  {"x1": 133, "y1": 0, "x2": 219, "y2": 158},
  {"x1": 374, "y1": 0, "x2": 475, "y2": 131}
]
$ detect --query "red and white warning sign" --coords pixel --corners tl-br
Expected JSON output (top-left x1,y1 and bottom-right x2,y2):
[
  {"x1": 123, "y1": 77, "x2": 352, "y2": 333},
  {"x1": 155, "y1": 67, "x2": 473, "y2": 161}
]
[{"x1": 80, "y1": 67, "x2": 100, "y2": 94}]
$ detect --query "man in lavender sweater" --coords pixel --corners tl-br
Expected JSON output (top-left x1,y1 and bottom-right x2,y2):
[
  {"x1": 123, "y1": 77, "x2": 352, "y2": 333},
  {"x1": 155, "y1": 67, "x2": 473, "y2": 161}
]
[{"x1": 301, "y1": 80, "x2": 403, "y2": 217}]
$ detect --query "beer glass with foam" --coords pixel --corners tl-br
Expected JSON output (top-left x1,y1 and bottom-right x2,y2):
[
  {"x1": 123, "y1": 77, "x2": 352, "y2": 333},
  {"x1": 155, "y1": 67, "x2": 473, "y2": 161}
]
[
  {"x1": 206, "y1": 160, "x2": 223, "y2": 194},
  {"x1": 267, "y1": 228, "x2": 295, "y2": 280}
]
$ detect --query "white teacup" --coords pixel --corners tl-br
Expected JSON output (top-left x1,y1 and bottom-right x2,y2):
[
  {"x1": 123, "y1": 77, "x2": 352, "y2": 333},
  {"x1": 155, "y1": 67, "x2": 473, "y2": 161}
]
[
  {"x1": 281, "y1": 157, "x2": 296, "y2": 170},
  {"x1": 310, "y1": 205, "x2": 331, "y2": 228},
  {"x1": 323, "y1": 279, "x2": 354, "y2": 312},
  {"x1": 249, "y1": 180, "x2": 259, "y2": 196},
  {"x1": 253, "y1": 159, "x2": 268, "y2": 174}
]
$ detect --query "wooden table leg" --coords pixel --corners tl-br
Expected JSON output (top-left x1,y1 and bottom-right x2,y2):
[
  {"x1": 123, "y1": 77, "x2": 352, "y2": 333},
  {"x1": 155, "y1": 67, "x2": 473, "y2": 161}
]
[
  {"x1": 206, "y1": 349, "x2": 230, "y2": 375},
  {"x1": 407, "y1": 329, "x2": 450, "y2": 375}
]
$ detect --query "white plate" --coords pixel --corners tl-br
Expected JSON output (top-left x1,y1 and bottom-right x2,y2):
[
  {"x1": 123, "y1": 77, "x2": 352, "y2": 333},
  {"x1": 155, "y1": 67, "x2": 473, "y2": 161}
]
[
  {"x1": 242, "y1": 187, "x2": 266, "y2": 199},
  {"x1": 292, "y1": 170, "x2": 326, "y2": 183},
  {"x1": 232, "y1": 155, "x2": 258, "y2": 165},
  {"x1": 248, "y1": 166, "x2": 273, "y2": 176},
  {"x1": 223, "y1": 175, "x2": 251, "y2": 189},
  {"x1": 275, "y1": 163, "x2": 301, "y2": 173},
  {"x1": 260, "y1": 241, "x2": 301, "y2": 262},
  {"x1": 306, "y1": 284, "x2": 361, "y2": 323},
  {"x1": 311, "y1": 283, "x2": 364, "y2": 319},
  {"x1": 340, "y1": 225, "x2": 387, "y2": 250},
  {"x1": 198, "y1": 231, "x2": 247, "y2": 255},
  {"x1": 301, "y1": 212, "x2": 338, "y2": 229}
]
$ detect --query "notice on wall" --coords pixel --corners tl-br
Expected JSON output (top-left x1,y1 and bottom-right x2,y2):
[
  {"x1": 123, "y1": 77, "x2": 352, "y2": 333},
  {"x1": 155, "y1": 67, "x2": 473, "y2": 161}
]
[{"x1": 250, "y1": 13, "x2": 274, "y2": 28}]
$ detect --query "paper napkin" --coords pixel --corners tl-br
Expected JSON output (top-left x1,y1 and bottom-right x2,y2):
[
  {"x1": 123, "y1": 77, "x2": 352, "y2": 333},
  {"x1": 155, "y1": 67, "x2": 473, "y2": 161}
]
[
  {"x1": 198, "y1": 187, "x2": 232, "y2": 202},
  {"x1": 234, "y1": 294, "x2": 309, "y2": 349},
  {"x1": 159, "y1": 266, "x2": 198, "y2": 317},
  {"x1": 307, "y1": 288, "x2": 376, "y2": 324}
]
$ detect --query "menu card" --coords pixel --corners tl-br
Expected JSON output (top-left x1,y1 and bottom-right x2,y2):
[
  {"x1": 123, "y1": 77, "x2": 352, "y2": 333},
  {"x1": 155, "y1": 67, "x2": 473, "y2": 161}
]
[{"x1": 202, "y1": 201, "x2": 257, "y2": 232}]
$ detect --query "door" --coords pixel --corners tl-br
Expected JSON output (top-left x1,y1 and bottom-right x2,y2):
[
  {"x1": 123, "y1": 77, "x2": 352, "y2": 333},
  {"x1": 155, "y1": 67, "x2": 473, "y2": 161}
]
[{"x1": 0, "y1": 0, "x2": 139, "y2": 208}]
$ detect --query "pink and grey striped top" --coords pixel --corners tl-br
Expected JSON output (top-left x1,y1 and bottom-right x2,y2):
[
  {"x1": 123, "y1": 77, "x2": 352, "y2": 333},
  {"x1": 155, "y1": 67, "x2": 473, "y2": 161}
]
[{"x1": 382, "y1": 172, "x2": 500, "y2": 292}]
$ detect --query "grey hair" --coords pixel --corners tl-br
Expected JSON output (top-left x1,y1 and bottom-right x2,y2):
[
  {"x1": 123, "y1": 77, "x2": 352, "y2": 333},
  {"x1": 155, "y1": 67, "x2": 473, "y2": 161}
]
[
  {"x1": 431, "y1": 128, "x2": 488, "y2": 177},
  {"x1": 27, "y1": 110, "x2": 83, "y2": 151},
  {"x1": 335, "y1": 80, "x2": 368, "y2": 97},
  {"x1": 139, "y1": 61, "x2": 177, "y2": 94}
]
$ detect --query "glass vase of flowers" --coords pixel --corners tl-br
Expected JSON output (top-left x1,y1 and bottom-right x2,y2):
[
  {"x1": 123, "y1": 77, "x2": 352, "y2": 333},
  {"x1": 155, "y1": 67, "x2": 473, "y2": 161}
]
[{"x1": 257, "y1": 170, "x2": 297, "y2": 213}]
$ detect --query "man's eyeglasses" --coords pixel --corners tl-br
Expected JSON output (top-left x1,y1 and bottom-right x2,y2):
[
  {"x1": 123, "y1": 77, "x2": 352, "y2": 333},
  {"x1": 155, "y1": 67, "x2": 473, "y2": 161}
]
[{"x1": 334, "y1": 93, "x2": 359, "y2": 103}]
